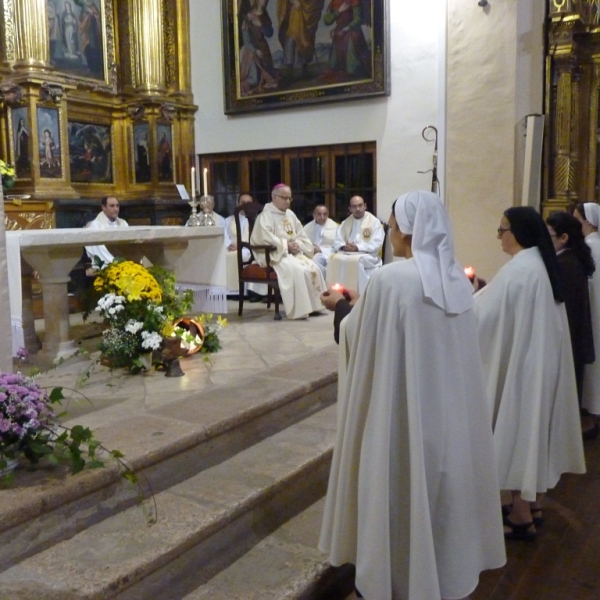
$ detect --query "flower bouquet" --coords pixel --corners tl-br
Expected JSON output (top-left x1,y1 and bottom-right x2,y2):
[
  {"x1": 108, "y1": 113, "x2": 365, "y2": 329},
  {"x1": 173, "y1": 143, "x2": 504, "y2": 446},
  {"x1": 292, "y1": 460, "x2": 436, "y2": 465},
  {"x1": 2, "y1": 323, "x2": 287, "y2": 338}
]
[
  {"x1": 0, "y1": 159, "x2": 15, "y2": 192},
  {"x1": 94, "y1": 260, "x2": 169, "y2": 371},
  {"x1": 0, "y1": 372, "x2": 118, "y2": 476},
  {"x1": 197, "y1": 313, "x2": 228, "y2": 354}
]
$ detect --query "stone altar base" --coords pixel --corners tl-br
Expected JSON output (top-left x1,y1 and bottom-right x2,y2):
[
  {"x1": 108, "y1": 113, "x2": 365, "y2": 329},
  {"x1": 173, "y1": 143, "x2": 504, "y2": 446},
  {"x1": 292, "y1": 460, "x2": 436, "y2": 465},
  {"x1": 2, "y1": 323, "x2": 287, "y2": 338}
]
[{"x1": 0, "y1": 302, "x2": 353, "y2": 599}]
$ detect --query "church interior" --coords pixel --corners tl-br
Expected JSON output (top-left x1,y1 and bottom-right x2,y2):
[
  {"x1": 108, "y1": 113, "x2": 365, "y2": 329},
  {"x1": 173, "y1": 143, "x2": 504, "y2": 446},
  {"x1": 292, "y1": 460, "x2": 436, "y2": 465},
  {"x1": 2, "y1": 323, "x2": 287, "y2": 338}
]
[{"x1": 1, "y1": 0, "x2": 600, "y2": 598}]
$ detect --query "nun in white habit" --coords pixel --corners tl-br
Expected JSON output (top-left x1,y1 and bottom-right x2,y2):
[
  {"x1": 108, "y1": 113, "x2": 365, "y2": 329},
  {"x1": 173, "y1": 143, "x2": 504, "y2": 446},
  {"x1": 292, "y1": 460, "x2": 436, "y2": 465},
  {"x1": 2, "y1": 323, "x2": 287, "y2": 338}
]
[
  {"x1": 574, "y1": 202, "x2": 600, "y2": 416},
  {"x1": 474, "y1": 206, "x2": 585, "y2": 539},
  {"x1": 319, "y1": 191, "x2": 506, "y2": 600}
]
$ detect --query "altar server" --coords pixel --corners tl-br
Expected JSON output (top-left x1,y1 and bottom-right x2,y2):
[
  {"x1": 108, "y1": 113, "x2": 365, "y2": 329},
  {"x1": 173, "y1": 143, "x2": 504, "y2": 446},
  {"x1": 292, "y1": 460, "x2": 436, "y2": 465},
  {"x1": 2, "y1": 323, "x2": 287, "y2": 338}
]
[
  {"x1": 327, "y1": 195, "x2": 384, "y2": 292},
  {"x1": 250, "y1": 184, "x2": 326, "y2": 319},
  {"x1": 303, "y1": 204, "x2": 338, "y2": 277},
  {"x1": 320, "y1": 190, "x2": 506, "y2": 600},
  {"x1": 475, "y1": 206, "x2": 585, "y2": 540},
  {"x1": 574, "y1": 202, "x2": 600, "y2": 418}
]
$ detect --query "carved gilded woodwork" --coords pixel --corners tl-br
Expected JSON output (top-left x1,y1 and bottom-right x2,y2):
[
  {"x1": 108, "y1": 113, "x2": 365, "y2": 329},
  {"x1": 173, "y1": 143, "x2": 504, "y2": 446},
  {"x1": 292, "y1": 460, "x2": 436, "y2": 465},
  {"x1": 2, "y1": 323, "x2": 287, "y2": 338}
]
[{"x1": 0, "y1": 0, "x2": 197, "y2": 216}]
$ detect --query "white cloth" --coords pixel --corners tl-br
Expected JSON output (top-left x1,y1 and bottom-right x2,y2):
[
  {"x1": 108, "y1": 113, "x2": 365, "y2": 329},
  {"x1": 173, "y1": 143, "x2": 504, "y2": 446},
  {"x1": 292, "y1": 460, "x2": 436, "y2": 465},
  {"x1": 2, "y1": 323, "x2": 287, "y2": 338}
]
[
  {"x1": 0, "y1": 187, "x2": 14, "y2": 368},
  {"x1": 320, "y1": 259, "x2": 506, "y2": 600},
  {"x1": 474, "y1": 247, "x2": 585, "y2": 501},
  {"x1": 583, "y1": 202, "x2": 600, "y2": 228},
  {"x1": 85, "y1": 211, "x2": 129, "y2": 265},
  {"x1": 304, "y1": 217, "x2": 338, "y2": 277},
  {"x1": 582, "y1": 232, "x2": 600, "y2": 413},
  {"x1": 327, "y1": 212, "x2": 384, "y2": 292},
  {"x1": 250, "y1": 202, "x2": 325, "y2": 319},
  {"x1": 395, "y1": 190, "x2": 474, "y2": 315}
]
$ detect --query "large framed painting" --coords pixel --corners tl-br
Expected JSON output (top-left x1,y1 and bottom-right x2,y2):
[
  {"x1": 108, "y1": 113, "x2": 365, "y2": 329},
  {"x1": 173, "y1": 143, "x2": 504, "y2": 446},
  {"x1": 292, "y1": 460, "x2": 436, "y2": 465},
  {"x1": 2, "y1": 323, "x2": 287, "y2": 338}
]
[
  {"x1": 156, "y1": 124, "x2": 173, "y2": 183},
  {"x1": 47, "y1": 0, "x2": 114, "y2": 87},
  {"x1": 36, "y1": 107, "x2": 62, "y2": 179},
  {"x1": 133, "y1": 123, "x2": 151, "y2": 184},
  {"x1": 68, "y1": 121, "x2": 113, "y2": 183},
  {"x1": 221, "y1": 0, "x2": 390, "y2": 114},
  {"x1": 10, "y1": 107, "x2": 31, "y2": 179}
]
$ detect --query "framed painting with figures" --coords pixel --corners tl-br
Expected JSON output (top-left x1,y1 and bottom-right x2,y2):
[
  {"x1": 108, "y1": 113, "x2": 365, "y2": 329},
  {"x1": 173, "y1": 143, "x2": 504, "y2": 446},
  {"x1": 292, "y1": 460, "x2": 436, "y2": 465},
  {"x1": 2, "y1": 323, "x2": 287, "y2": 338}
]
[
  {"x1": 68, "y1": 121, "x2": 113, "y2": 183},
  {"x1": 37, "y1": 107, "x2": 62, "y2": 179},
  {"x1": 221, "y1": 0, "x2": 390, "y2": 114}
]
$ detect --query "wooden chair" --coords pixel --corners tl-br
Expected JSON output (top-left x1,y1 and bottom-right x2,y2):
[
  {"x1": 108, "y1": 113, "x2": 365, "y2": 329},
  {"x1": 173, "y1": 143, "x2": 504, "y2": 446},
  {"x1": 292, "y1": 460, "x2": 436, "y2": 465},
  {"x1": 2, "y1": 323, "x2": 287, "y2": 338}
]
[{"x1": 234, "y1": 202, "x2": 282, "y2": 320}]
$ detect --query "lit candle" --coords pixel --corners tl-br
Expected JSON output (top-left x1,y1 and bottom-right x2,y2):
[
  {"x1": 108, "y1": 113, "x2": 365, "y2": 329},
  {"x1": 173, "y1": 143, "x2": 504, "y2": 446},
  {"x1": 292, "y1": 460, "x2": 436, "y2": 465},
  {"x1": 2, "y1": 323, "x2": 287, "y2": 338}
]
[
  {"x1": 464, "y1": 266, "x2": 475, "y2": 282},
  {"x1": 203, "y1": 168, "x2": 208, "y2": 197},
  {"x1": 331, "y1": 283, "x2": 344, "y2": 292},
  {"x1": 191, "y1": 167, "x2": 195, "y2": 198}
]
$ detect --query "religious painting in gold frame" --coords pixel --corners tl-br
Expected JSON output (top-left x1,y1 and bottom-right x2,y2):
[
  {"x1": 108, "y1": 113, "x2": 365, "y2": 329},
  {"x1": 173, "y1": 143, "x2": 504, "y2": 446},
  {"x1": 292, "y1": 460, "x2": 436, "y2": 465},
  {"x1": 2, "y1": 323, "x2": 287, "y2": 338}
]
[
  {"x1": 221, "y1": 0, "x2": 390, "y2": 114},
  {"x1": 46, "y1": 0, "x2": 116, "y2": 90},
  {"x1": 9, "y1": 106, "x2": 32, "y2": 180},
  {"x1": 133, "y1": 123, "x2": 151, "y2": 184},
  {"x1": 68, "y1": 121, "x2": 113, "y2": 184},
  {"x1": 37, "y1": 107, "x2": 62, "y2": 179},
  {"x1": 156, "y1": 124, "x2": 174, "y2": 183}
]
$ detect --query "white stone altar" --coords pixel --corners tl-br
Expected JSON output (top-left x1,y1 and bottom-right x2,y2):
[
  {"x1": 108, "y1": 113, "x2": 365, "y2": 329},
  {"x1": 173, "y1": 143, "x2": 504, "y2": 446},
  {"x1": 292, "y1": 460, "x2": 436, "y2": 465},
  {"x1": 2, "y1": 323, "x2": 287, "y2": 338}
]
[{"x1": 6, "y1": 226, "x2": 225, "y2": 361}]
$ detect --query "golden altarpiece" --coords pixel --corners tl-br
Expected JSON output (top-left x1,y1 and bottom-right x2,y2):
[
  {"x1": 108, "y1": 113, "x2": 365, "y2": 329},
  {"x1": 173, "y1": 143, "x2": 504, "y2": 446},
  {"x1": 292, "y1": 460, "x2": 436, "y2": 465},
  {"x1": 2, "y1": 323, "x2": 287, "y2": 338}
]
[
  {"x1": 544, "y1": 0, "x2": 600, "y2": 215},
  {"x1": 0, "y1": 0, "x2": 196, "y2": 230}
]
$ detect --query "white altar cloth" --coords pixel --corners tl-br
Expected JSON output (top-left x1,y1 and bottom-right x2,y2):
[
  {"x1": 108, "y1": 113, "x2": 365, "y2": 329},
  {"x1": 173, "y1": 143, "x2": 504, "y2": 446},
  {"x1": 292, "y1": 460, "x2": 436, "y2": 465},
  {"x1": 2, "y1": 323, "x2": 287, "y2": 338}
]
[{"x1": 7, "y1": 226, "x2": 226, "y2": 358}]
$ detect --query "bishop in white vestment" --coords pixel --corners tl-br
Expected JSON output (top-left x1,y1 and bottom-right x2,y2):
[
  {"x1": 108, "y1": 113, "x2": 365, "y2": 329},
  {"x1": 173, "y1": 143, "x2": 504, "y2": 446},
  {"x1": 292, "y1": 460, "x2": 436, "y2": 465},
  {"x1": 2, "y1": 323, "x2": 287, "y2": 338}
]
[
  {"x1": 85, "y1": 196, "x2": 128, "y2": 266},
  {"x1": 320, "y1": 191, "x2": 506, "y2": 600},
  {"x1": 250, "y1": 185, "x2": 326, "y2": 319},
  {"x1": 303, "y1": 204, "x2": 338, "y2": 277},
  {"x1": 327, "y1": 196, "x2": 384, "y2": 293},
  {"x1": 475, "y1": 206, "x2": 585, "y2": 538},
  {"x1": 575, "y1": 202, "x2": 600, "y2": 415}
]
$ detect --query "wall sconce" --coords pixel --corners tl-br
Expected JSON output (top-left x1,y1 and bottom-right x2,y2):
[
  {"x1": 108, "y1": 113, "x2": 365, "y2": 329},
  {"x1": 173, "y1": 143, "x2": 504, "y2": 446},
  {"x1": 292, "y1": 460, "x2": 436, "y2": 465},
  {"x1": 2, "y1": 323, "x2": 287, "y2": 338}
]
[{"x1": 478, "y1": 0, "x2": 489, "y2": 6}]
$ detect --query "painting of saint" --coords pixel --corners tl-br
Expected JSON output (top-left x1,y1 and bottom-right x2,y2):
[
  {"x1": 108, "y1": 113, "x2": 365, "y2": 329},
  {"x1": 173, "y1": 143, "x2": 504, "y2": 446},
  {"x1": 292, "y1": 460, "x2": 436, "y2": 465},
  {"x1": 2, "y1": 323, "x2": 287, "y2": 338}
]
[
  {"x1": 224, "y1": 0, "x2": 388, "y2": 113},
  {"x1": 133, "y1": 124, "x2": 151, "y2": 184},
  {"x1": 37, "y1": 107, "x2": 62, "y2": 179},
  {"x1": 156, "y1": 124, "x2": 173, "y2": 182},
  {"x1": 47, "y1": 0, "x2": 105, "y2": 80},
  {"x1": 11, "y1": 107, "x2": 31, "y2": 179},
  {"x1": 68, "y1": 121, "x2": 112, "y2": 183}
]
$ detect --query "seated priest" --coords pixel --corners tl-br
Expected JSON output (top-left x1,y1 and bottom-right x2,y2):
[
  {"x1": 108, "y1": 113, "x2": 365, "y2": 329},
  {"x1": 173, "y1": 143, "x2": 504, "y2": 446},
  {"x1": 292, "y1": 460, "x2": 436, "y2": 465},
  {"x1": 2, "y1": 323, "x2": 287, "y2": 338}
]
[
  {"x1": 250, "y1": 183, "x2": 326, "y2": 319},
  {"x1": 224, "y1": 192, "x2": 268, "y2": 300},
  {"x1": 327, "y1": 195, "x2": 384, "y2": 293},
  {"x1": 303, "y1": 204, "x2": 338, "y2": 277},
  {"x1": 85, "y1": 196, "x2": 128, "y2": 272}
]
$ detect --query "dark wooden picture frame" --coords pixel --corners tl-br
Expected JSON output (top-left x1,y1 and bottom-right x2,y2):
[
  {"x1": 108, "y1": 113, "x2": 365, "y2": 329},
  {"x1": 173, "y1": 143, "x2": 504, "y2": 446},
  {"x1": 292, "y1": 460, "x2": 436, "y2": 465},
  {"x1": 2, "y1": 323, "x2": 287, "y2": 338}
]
[
  {"x1": 221, "y1": 0, "x2": 390, "y2": 114},
  {"x1": 37, "y1": 106, "x2": 62, "y2": 179},
  {"x1": 68, "y1": 121, "x2": 113, "y2": 183}
]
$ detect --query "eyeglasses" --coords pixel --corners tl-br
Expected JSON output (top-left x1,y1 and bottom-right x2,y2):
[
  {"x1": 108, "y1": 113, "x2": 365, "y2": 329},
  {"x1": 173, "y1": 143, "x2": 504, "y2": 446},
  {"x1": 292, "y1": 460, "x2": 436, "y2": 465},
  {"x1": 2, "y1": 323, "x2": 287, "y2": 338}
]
[
  {"x1": 275, "y1": 194, "x2": 292, "y2": 201},
  {"x1": 497, "y1": 227, "x2": 511, "y2": 236}
]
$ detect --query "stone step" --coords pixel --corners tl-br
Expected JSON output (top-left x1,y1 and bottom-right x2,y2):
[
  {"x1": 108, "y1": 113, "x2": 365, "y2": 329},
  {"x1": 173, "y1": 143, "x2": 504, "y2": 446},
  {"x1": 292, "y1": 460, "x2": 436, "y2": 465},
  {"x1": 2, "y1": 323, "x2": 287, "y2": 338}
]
[
  {"x1": 181, "y1": 498, "x2": 354, "y2": 600},
  {"x1": 0, "y1": 352, "x2": 337, "y2": 571},
  {"x1": 0, "y1": 404, "x2": 338, "y2": 599}
]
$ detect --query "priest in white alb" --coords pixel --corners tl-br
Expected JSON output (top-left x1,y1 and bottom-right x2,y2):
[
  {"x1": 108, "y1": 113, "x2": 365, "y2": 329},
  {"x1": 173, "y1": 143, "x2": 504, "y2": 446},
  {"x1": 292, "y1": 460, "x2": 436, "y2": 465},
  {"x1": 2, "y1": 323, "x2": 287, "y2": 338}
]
[
  {"x1": 303, "y1": 204, "x2": 338, "y2": 277},
  {"x1": 250, "y1": 184, "x2": 326, "y2": 319},
  {"x1": 327, "y1": 195, "x2": 384, "y2": 293},
  {"x1": 85, "y1": 196, "x2": 128, "y2": 268},
  {"x1": 320, "y1": 190, "x2": 506, "y2": 600}
]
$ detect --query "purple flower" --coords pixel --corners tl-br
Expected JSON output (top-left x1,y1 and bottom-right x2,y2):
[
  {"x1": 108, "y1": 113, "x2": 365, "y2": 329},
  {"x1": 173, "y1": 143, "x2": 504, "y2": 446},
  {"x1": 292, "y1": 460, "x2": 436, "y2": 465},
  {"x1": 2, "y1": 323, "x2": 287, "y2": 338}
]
[{"x1": 16, "y1": 347, "x2": 29, "y2": 359}]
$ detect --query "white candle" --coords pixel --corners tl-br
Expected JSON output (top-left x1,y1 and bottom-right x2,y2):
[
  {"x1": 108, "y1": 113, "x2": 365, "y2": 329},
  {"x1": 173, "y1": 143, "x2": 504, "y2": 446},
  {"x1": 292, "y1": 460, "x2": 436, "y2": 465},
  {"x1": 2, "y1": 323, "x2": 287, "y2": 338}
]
[
  {"x1": 203, "y1": 168, "x2": 208, "y2": 197},
  {"x1": 191, "y1": 167, "x2": 195, "y2": 198}
]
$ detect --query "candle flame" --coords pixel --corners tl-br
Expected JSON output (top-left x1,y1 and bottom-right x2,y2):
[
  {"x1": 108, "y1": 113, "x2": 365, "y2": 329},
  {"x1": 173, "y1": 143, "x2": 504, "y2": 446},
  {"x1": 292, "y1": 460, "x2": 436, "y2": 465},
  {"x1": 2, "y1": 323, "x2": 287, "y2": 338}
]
[
  {"x1": 331, "y1": 283, "x2": 343, "y2": 292},
  {"x1": 464, "y1": 266, "x2": 475, "y2": 279}
]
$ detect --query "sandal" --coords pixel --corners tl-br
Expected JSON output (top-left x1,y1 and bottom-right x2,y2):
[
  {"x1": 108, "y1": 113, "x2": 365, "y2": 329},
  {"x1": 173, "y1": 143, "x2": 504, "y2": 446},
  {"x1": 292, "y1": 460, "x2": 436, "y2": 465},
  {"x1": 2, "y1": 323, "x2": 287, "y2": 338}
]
[
  {"x1": 504, "y1": 519, "x2": 537, "y2": 542},
  {"x1": 530, "y1": 507, "x2": 543, "y2": 527}
]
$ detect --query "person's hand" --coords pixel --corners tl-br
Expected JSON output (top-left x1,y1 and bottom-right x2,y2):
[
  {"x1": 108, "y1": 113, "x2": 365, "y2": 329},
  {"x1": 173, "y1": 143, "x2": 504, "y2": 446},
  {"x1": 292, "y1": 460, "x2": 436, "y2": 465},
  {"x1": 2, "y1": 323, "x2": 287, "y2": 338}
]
[
  {"x1": 338, "y1": 1, "x2": 350, "y2": 11},
  {"x1": 345, "y1": 287, "x2": 359, "y2": 306},
  {"x1": 341, "y1": 242, "x2": 358, "y2": 252},
  {"x1": 320, "y1": 289, "x2": 345, "y2": 311},
  {"x1": 227, "y1": 242, "x2": 237, "y2": 251},
  {"x1": 313, "y1": 245, "x2": 321, "y2": 254},
  {"x1": 288, "y1": 241, "x2": 300, "y2": 255}
]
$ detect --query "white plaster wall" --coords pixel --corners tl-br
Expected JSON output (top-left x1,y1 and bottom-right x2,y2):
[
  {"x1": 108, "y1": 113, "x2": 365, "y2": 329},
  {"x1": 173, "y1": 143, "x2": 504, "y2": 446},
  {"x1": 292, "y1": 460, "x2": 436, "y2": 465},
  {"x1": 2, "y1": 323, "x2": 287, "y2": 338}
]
[
  {"x1": 446, "y1": 0, "x2": 545, "y2": 279},
  {"x1": 189, "y1": 0, "x2": 445, "y2": 220}
]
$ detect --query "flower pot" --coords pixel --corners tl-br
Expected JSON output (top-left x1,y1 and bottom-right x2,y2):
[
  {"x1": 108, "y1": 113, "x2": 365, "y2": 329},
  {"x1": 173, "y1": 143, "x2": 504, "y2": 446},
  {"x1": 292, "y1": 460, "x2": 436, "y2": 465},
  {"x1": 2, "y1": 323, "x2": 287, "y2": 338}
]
[
  {"x1": 0, "y1": 456, "x2": 19, "y2": 476},
  {"x1": 172, "y1": 318, "x2": 205, "y2": 357}
]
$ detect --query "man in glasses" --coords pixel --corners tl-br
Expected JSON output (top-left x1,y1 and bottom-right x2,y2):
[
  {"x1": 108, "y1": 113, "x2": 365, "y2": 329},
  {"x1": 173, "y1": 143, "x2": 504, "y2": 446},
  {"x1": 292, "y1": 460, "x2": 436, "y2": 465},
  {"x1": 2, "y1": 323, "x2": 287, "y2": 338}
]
[{"x1": 250, "y1": 183, "x2": 326, "y2": 319}]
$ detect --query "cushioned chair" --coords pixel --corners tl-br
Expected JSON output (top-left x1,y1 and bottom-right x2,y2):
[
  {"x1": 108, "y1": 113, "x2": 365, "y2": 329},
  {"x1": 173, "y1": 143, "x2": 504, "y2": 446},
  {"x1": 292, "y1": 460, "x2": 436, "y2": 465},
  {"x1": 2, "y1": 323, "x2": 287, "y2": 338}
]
[{"x1": 234, "y1": 202, "x2": 282, "y2": 320}]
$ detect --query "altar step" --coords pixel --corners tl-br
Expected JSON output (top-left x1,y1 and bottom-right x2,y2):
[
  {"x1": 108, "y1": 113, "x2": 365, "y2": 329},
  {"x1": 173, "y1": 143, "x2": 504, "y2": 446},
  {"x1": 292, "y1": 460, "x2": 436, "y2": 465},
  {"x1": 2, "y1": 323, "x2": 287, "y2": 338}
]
[{"x1": 0, "y1": 352, "x2": 344, "y2": 598}]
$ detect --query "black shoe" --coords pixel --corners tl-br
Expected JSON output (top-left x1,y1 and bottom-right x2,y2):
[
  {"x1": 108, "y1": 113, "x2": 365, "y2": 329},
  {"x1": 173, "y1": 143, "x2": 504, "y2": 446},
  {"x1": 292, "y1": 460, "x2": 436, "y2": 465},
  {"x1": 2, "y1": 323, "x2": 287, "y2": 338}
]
[
  {"x1": 583, "y1": 422, "x2": 599, "y2": 441},
  {"x1": 248, "y1": 292, "x2": 263, "y2": 303},
  {"x1": 504, "y1": 519, "x2": 537, "y2": 541}
]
